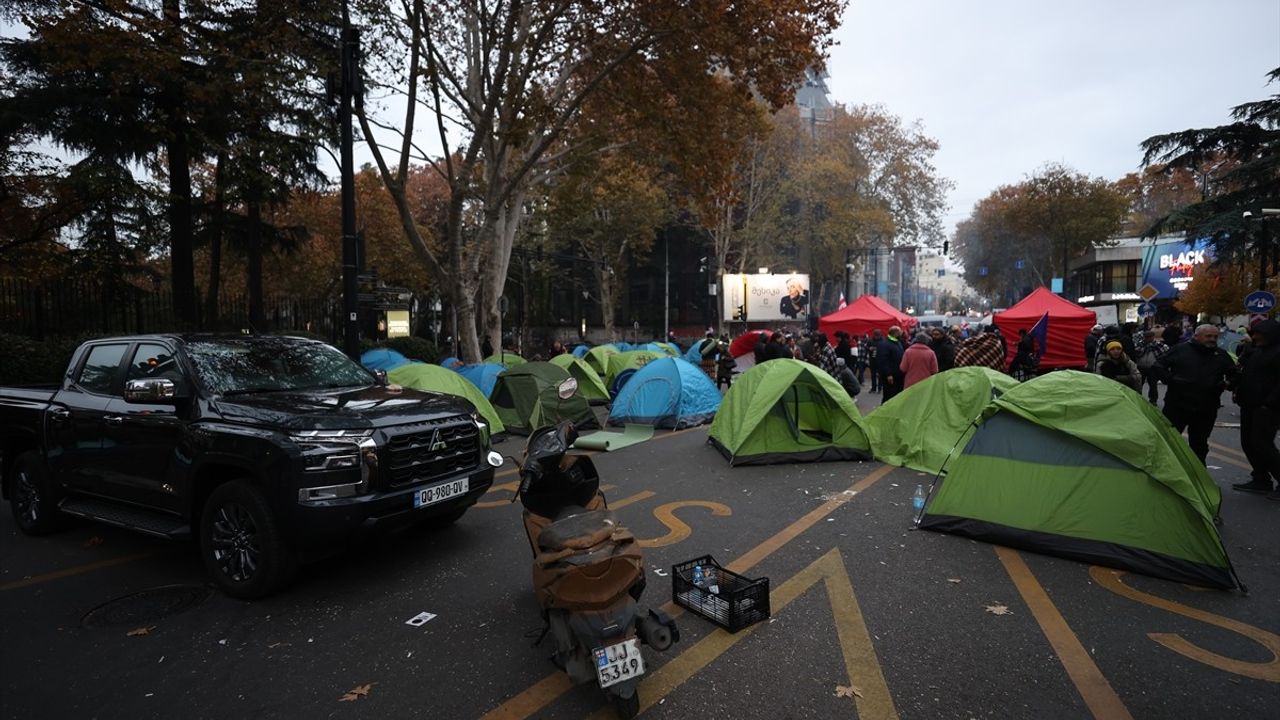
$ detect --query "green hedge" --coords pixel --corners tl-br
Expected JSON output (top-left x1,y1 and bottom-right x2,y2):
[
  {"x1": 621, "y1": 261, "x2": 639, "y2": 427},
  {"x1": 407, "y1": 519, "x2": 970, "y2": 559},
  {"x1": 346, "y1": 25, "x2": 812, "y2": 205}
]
[{"x1": 0, "y1": 334, "x2": 98, "y2": 386}]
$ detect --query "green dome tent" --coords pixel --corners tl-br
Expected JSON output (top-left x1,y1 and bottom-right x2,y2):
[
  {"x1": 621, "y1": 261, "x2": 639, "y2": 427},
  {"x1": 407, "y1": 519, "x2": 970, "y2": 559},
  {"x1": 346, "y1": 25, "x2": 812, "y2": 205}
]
[
  {"x1": 387, "y1": 363, "x2": 505, "y2": 434},
  {"x1": 918, "y1": 370, "x2": 1239, "y2": 589},
  {"x1": 605, "y1": 350, "x2": 666, "y2": 392},
  {"x1": 484, "y1": 352, "x2": 527, "y2": 368},
  {"x1": 548, "y1": 354, "x2": 610, "y2": 404},
  {"x1": 489, "y1": 362, "x2": 599, "y2": 435},
  {"x1": 708, "y1": 359, "x2": 871, "y2": 465},
  {"x1": 584, "y1": 345, "x2": 619, "y2": 377},
  {"x1": 864, "y1": 367, "x2": 1019, "y2": 474}
]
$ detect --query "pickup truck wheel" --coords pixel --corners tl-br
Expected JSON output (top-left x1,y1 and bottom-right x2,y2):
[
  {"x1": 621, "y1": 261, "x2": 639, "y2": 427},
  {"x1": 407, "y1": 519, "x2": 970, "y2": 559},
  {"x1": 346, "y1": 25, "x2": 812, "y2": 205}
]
[
  {"x1": 9, "y1": 452, "x2": 63, "y2": 535},
  {"x1": 200, "y1": 481, "x2": 296, "y2": 599}
]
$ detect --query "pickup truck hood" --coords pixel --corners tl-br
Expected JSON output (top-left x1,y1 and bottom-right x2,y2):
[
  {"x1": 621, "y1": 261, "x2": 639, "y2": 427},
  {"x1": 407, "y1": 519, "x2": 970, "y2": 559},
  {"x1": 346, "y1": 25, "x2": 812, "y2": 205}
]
[{"x1": 211, "y1": 385, "x2": 472, "y2": 430}]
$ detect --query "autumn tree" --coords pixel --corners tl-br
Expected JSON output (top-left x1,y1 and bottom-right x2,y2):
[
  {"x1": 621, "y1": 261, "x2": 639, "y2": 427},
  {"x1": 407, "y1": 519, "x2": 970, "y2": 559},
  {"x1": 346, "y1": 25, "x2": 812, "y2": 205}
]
[
  {"x1": 788, "y1": 104, "x2": 950, "y2": 310},
  {"x1": 544, "y1": 152, "x2": 671, "y2": 340},
  {"x1": 355, "y1": 0, "x2": 843, "y2": 361},
  {"x1": 955, "y1": 164, "x2": 1128, "y2": 299},
  {"x1": 1175, "y1": 261, "x2": 1278, "y2": 319}
]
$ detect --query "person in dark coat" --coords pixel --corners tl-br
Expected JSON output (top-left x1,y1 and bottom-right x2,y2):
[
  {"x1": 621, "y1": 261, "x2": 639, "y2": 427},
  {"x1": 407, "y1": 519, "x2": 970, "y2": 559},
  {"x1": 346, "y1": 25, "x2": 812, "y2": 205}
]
[
  {"x1": 1010, "y1": 328, "x2": 1037, "y2": 381},
  {"x1": 1230, "y1": 319, "x2": 1280, "y2": 498},
  {"x1": 1150, "y1": 324, "x2": 1239, "y2": 464},
  {"x1": 834, "y1": 332, "x2": 853, "y2": 366},
  {"x1": 764, "y1": 332, "x2": 792, "y2": 361},
  {"x1": 928, "y1": 327, "x2": 956, "y2": 371},
  {"x1": 1084, "y1": 324, "x2": 1104, "y2": 371},
  {"x1": 1161, "y1": 322, "x2": 1183, "y2": 348},
  {"x1": 864, "y1": 331, "x2": 881, "y2": 390},
  {"x1": 754, "y1": 333, "x2": 769, "y2": 365},
  {"x1": 875, "y1": 326, "x2": 906, "y2": 402}
]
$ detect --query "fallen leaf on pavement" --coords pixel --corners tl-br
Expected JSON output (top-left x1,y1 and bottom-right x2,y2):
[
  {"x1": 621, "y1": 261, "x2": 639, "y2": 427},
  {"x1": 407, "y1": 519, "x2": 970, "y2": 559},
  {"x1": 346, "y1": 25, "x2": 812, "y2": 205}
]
[
  {"x1": 984, "y1": 604, "x2": 1012, "y2": 616},
  {"x1": 834, "y1": 685, "x2": 863, "y2": 699},
  {"x1": 339, "y1": 684, "x2": 374, "y2": 702},
  {"x1": 946, "y1": 578, "x2": 962, "y2": 584},
  {"x1": 127, "y1": 626, "x2": 156, "y2": 637}
]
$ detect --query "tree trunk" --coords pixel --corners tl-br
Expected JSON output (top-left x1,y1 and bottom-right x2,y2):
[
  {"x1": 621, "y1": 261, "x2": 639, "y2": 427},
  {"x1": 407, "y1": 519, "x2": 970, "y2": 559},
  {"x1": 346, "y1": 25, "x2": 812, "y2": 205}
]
[
  {"x1": 453, "y1": 275, "x2": 482, "y2": 362},
  {"x1": 481, "y1": 190, "x2": 524, "y2": 357},
  {"x1": 599, "y1": 265, "x2": 616, "y2": 341},
  {"x1": 247, "y1": 198, "x2": 265, "y2": 331},
  {"x1": 205, "y1": 152, "x2": 226, "y2": 328},
  {"x1": 164, "y1": 0, "x2": 197, "y2": 329}
]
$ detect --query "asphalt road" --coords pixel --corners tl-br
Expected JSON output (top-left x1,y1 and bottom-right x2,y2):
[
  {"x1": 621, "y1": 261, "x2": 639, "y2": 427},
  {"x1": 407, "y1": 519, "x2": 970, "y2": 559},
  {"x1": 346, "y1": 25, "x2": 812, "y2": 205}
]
[{"x1": 1, "y1": 394, "x2": 1277, "y2": 720}]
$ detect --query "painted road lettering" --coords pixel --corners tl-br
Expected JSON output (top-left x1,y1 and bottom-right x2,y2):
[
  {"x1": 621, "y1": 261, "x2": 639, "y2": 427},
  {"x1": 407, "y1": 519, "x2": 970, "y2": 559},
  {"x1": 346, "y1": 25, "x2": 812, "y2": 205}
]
[{"x1": 1090, "y1": 566, "x2": 1280, "y2": 682}]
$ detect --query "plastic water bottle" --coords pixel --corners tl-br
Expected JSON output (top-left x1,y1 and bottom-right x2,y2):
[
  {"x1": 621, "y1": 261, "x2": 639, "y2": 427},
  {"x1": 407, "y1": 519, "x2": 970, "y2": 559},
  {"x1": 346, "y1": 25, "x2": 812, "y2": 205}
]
[
  {"x1": 692, "y1": 564, "x2": 704, "y2": 588},
  {"x1": 912, "y1": 484, "x2": 926, "y2": 516}
]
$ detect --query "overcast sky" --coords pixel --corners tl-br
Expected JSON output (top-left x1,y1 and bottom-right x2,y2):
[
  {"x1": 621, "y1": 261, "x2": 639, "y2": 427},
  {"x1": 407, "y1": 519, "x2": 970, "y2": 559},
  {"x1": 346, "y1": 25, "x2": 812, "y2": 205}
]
[{"x1": 827, "y1": 0, "x2": 1280, "y2": 239}]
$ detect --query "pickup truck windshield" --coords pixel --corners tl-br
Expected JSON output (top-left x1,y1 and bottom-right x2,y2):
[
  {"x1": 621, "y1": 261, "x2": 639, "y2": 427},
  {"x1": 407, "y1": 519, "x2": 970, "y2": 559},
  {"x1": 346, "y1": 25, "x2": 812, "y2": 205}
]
[{"x1": 186, "y1": 339, "x2": 375, "y2": 395}]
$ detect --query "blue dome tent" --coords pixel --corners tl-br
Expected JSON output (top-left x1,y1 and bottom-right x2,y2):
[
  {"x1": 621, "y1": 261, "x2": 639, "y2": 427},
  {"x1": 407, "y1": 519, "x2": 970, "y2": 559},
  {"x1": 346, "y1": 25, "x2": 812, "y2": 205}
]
[
  {"x1": 457, "y1": 362, "x2": 507, "y2": 398},
  {"x1": 571, "y1": 344, "x2": 591, "y2": 359},
  {"x1": 608, "y1": 357, "x2": 722, "y2": 429},
  {"x1": 361, "y1": 348, "x2": 412, "y2": 372},
  {"x1": 440, "y1": 356, "x2": 465, "y2": 370}
]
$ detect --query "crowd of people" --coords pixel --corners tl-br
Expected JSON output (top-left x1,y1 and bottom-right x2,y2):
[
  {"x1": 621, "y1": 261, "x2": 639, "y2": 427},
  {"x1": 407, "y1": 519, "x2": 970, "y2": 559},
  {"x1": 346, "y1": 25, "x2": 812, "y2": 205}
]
[{"x1": 541, "y1": 314, "x2": 1278, "y2": 504}]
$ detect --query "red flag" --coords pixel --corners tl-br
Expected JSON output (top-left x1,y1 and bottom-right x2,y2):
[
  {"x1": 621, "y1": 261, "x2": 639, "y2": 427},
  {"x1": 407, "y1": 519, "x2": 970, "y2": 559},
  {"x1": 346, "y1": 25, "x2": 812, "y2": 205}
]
[{"x1": 838, "y1": 293, "x2": 847, "y2": 310}]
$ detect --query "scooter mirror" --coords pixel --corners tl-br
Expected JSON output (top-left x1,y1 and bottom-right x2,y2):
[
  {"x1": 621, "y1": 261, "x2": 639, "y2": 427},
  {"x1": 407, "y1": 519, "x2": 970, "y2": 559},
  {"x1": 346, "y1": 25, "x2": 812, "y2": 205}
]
[{"x1": 557, "y1": 377, "x2": 578, "y2": 400}]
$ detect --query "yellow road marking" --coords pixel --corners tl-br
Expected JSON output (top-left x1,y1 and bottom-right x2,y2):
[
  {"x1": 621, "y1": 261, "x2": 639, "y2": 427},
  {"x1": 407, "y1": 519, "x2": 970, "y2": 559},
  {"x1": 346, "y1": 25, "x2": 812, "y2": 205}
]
[
  {"x1": 1090, "y1": 566, "x2": 1280, "y2": 682},
  {"x1": 996, "y1": 547, "x2": 1134, "y2": 719},
  {"x1": 637, "y1": 501, "x2": 732, "y2": 548},
  {"x1": 1209, "y1": 452, "x2": 1253, "y2": 473},
  {"x1": 587, "y1": 548, "x2": 898, "y2": 720},
  {"x1": 477, "y1": 463, "x2": 896, "y2": 720},
  {"x1": 608, "y1": 491, "x2": 656, "y2": 510},
  {"x1": 1207, "y1": 440, "x2": 1247, "y2": 461},
  {"x1": 0, "y1": 551, "x2": 166, "y2": 592}
]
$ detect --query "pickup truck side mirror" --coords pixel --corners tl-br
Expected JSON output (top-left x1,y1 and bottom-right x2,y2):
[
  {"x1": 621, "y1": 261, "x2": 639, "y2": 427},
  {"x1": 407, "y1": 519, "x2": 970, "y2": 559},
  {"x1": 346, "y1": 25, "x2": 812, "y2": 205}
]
[{"x1": 124, "y1": 378, "x2": 183, "y2": 404}]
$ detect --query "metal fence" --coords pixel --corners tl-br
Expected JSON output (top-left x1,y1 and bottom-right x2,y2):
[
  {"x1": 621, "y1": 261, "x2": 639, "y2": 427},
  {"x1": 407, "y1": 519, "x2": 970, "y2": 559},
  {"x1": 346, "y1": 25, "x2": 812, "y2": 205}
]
[{"x1": 0, "y1": 277, "x2": 340, "y2": 341}]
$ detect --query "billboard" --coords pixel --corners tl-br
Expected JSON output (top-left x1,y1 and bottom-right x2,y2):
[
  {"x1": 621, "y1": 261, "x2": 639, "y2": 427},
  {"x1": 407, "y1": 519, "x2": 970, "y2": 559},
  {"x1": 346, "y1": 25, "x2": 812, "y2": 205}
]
[
  {"x1": 722, "y1": 273, "x2": 747, "y2": 321},
  {"x1": 1140, "y1": 237, "x2": 1212, "y2": 299},
  {"x1": 747, "y1": 273, "x2": 810, "y2": 322}
]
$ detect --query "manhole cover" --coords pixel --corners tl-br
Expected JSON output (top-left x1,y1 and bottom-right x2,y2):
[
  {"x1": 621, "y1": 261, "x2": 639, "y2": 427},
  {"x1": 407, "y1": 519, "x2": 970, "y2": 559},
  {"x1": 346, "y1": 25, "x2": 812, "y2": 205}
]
[{"x1": 81, "y1": 585, "x2": 211, "y2": 628}]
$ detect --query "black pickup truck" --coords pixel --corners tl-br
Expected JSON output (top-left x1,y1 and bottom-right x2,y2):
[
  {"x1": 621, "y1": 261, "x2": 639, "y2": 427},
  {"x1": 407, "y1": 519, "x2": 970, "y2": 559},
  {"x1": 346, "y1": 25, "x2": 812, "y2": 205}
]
[{"x1": 0, "y1": 334, "x2": 502, "y2": 598}]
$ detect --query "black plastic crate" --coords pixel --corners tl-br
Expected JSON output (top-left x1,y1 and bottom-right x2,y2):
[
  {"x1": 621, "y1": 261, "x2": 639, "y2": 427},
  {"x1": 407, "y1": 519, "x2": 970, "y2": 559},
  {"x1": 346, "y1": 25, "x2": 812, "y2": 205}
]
[{"x1": 671, "y1": 555, "x2": 770, "y2": 633}]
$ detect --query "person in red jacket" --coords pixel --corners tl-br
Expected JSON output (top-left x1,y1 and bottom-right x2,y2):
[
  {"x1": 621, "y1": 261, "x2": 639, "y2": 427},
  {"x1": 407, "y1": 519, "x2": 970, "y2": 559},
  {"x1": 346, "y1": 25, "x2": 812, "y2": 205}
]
[{"x1": 900, "y1": 332, "x2": 940, "y2": 390}]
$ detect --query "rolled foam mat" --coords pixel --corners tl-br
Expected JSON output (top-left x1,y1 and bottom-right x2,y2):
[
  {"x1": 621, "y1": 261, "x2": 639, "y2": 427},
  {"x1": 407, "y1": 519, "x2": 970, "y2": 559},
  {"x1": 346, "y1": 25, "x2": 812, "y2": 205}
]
[{"x1": 572, "y1": 423, "x2": 655, "y2": 451}]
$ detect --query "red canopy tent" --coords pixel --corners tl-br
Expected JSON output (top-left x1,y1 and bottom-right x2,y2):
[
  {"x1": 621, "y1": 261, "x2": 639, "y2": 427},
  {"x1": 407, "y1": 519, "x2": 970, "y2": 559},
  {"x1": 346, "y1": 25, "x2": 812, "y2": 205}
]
[
  {"x1": 728, "y1": 330, "x2": 772, "y2": 359},
  {"x1": 818, "y1": 295, "x2": 918, "y2": 339},
  {"x1": 993, "y1": 287, "x2": 1097, "y2": 370}
]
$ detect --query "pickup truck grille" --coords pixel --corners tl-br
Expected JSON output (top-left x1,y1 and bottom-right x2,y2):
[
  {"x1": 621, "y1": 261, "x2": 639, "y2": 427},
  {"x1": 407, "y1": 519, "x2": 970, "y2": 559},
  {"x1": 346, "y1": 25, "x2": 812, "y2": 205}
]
[{"x1": 384, "y1": 420, "x2": 481, "y2": 489}]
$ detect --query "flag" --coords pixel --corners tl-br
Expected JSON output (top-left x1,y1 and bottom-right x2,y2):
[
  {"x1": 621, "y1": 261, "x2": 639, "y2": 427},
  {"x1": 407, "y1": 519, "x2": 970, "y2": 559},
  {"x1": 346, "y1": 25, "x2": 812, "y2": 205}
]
[
  {"x1": 838, "y1": 293, "x2": 847, "y2": 310},
  {"x1": 1029, "y1": 312, "x2": 1049, "y2": 358}
]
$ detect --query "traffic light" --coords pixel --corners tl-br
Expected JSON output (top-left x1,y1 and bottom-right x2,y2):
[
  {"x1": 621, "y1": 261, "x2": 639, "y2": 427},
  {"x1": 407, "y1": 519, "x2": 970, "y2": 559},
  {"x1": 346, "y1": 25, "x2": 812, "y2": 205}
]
[{"x1": 732, "y1": 303, "x2": 745, "y2": 321}]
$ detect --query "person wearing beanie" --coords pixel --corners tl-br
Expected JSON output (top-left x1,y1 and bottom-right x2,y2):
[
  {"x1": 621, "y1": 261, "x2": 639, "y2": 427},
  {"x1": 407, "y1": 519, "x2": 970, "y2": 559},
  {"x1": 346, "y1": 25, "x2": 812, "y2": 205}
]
[
  {"x1": 1095, "y1": 340, "x2": 1141, "y2": 391},
  {"x1": 833, "y1": 356, "x2": 861, "y2": 399},
  {"x1": 900, "y1": 332, "x2": 940, "y2": 391}
]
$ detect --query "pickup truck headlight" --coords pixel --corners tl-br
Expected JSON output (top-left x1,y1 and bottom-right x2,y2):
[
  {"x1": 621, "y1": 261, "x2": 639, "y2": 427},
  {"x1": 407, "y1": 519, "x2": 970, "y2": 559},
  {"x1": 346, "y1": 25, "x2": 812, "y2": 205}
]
[
  {"x1": 290, "y1": 430, "x2": 374, "y2": 472},
  {"x1": 291, "y1": 430, "x2": 378, "y2": 503}
]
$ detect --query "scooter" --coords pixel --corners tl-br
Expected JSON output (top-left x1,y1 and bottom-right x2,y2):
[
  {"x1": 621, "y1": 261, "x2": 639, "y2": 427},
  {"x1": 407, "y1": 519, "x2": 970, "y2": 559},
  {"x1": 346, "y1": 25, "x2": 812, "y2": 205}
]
[{"x1": 512, "y1": 408, "x2": 678, "y2": 719}]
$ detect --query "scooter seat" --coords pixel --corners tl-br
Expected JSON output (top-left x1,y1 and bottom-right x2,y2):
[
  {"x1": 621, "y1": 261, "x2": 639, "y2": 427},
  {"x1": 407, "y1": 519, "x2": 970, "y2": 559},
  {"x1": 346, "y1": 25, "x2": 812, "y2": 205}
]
[{"x1": 537, "y1": 510, "x2": 619, "y2": 552}]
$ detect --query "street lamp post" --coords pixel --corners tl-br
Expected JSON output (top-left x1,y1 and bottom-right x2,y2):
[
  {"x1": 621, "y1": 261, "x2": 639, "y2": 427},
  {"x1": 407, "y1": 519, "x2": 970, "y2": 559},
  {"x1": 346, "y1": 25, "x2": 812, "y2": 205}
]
[{"x1": 338, "y1": 3, "x2": 361, "y2": 360}]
